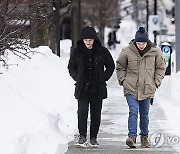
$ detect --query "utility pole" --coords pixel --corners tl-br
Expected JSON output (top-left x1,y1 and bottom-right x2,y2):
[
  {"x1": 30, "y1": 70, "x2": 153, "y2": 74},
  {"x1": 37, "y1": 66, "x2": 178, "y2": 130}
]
[
  {"x1": 55, "y1": 0, "x2": 60, "y2": 57},
  {"x1": 175, "y1": 0, "x2": 180, "y2": 72},
  {"x1": 154, "y1": 0, "x2": 157, "y2": 44}
]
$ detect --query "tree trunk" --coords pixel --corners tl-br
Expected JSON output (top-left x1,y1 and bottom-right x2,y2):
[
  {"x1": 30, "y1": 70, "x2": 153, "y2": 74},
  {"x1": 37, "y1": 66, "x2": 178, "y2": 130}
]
[
  {"x1": 71, "y1": 0, "x2": 81, "y2": 51},
  {"x1": 0, "y1": 1, "x2": 9, "y2": 54},
  {"x1": 29, "y1": 0, "x2": 56, "y2": 52}
]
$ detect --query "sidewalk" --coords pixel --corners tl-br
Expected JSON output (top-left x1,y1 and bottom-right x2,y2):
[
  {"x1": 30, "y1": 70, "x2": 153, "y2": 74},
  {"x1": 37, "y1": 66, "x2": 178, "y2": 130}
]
[{"x1": 65, "y1": 73, "x2": 178, "y2": 154}]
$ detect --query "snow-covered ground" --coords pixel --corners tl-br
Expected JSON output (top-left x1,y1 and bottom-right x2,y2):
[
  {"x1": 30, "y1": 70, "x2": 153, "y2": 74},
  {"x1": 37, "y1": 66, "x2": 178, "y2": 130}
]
[{"x1": 0, "y1": 16, "x2": 180, "y2": 153}]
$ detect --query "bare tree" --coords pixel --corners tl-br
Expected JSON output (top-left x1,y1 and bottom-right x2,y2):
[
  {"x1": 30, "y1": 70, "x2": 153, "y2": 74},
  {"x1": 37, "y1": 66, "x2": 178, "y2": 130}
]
[
  {"x1": 0, "y1": 0, "x2": 31, "y2": 65},
  {"x1": 29, "y1": 0, "x2": 55, "y2": 49},
  {"x1": 0, "y1": 0, "x2": 73, "y2": 66},
  {"x1": 29, "y1": 0, "x2": 73, "y2": 53}
]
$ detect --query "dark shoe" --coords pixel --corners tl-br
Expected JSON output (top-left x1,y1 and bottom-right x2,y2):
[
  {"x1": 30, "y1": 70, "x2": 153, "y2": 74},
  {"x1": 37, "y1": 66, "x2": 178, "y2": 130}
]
[
  {"x1": 126, "y1": 136, "x2": 136, "y2": 148},
  {"x1": 140, "y1": 135, "x2": 151, "y2": 148},
  {"x1": 75, "y1": 135, "x2": 87, "y2": 148},
  {"x1": 90, "y1": 137, "x2": 99, "y2": 147}
]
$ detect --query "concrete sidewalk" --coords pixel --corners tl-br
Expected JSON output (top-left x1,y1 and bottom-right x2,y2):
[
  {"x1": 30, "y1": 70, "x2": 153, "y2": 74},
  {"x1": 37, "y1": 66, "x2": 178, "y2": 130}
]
[{"x1": 65, "y1": 73, "x2": 178, "y2": 154}]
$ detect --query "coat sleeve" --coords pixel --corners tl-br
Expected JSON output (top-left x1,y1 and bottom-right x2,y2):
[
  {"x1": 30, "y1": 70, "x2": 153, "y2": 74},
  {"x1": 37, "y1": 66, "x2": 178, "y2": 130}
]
[
  {"x1": 104, "y1": 48, "x2": 115, "y2": 81},
  {"x1": 116, "y1": 49, "x2": 127, "y2": 85},
  {"x1": 154, "y1": 48, "x2": 166, "y2": 88},
  {"x1": 67, "y1": 50, "x2": 78, "y2": 81}
]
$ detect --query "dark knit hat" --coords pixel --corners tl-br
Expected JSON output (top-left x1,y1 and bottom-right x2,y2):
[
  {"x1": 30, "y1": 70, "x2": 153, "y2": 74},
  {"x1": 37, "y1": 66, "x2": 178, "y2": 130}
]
[{"x1": 135, "y1": 27, "x2": 149, "y2": 42}]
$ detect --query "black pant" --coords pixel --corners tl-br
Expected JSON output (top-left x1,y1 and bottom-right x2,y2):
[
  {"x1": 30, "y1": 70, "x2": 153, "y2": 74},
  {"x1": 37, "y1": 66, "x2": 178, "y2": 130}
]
[{"x1": 78, "y1": 90, "x2": 102, "y2": 139}]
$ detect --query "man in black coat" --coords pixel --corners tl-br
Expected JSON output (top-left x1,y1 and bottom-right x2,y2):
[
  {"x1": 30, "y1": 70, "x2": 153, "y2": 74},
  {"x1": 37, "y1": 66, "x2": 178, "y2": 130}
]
[{"x1": 68, "y1": 26, "x2": 115, "y2": 147}]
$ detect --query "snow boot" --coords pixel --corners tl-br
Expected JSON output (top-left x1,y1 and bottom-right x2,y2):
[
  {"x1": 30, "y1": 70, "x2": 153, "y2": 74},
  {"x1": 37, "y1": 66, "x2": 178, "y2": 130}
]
[
  {"x1": 126, "y1": 136, "x2": 136, "y2": 148},
  {"x1": 140, "y1": 135, "x2": 151, "y2": 148}
]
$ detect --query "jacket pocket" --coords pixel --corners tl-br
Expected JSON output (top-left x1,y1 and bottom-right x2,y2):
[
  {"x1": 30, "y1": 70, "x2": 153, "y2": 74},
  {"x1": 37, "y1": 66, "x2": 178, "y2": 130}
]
[
  {"x1": 99, "y1": 83, "x2": 107, "y2": 99},
  {"x1": 123, "y1": 77, "x2": 137, "y2": 92},
  {"x1": 99, "y1": 72, "x2": 106, "y2": 83},
  {"x1": 144, "y1": 80, "x2": 156, "y2": 94}
]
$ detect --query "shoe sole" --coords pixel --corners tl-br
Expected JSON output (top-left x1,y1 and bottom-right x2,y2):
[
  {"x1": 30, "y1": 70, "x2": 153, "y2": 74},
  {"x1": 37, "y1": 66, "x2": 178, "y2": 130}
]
[
  {"x1": 90, "y1": 143, "x2": 99, "y2": 148},
  {"x1": 75, "y1": 142, "x2": 88, "y2": 148},
  {"x1": 141, "y1": 145, "x2": 151, "y2": 148},
  {"x1": 126, "y1": 140, "x2": 136, "y2": 148}
]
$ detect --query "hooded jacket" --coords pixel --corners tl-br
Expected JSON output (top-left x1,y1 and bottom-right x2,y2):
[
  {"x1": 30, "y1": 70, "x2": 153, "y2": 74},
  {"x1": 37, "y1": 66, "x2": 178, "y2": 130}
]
[
  {"x1": 68, "y1": 26, "x2": 115, "y2": 100},
  {"x1": 116, "y1": 40, "x2": 166, "y2": 100}
]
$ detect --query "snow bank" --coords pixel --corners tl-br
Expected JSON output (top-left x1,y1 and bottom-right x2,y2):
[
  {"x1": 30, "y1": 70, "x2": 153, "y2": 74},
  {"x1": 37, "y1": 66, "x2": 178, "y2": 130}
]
[
  {"x1": 155, "y1": 72, "x2": 180, "y2": 136},
  {"x1": 0, "y1": 45, "x2": 77, "y2": 154}
]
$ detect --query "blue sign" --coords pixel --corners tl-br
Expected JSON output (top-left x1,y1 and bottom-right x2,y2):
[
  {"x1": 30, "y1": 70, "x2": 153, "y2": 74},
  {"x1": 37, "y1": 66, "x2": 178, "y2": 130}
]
[
  {"x1": 162, "y1": 46, "x2": 170, "y2": 54},
  {"x1": 152, "y1": 17, "x2": 158, "y2": 25}
]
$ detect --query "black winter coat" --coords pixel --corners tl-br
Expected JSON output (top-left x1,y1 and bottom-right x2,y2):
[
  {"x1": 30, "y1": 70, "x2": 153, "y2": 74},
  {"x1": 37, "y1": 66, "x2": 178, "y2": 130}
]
[{"x1": 68, "y1": 26, "x2": 115, "y2": 100}]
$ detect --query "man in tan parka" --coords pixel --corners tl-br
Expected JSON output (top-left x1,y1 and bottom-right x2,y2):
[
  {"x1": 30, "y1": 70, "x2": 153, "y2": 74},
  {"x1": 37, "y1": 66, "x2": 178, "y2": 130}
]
[{"x1": 116, "y1": 27, "x2": 166, "y2": 148}]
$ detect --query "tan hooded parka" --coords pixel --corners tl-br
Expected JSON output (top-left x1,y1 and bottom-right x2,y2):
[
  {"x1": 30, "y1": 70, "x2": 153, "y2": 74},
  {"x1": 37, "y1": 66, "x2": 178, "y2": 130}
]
[{"x1": 116, "y1": 40, "x2": 166, "y2": 100}]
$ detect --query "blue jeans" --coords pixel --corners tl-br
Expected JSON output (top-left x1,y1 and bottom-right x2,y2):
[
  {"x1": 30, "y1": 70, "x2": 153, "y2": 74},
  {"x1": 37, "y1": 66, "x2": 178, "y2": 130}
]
[{"x1": 125, "y1": 94, "x2": 151, "y2": 137}]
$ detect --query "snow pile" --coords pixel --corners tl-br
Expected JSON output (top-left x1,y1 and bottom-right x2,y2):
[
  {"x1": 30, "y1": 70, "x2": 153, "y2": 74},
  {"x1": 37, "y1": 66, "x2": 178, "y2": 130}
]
[
  {"x1": 0, "y1": 45, "x2": 77, "y2": 154},
  {"x1": 155, "y1": 72, "x2": 180, "y2": 136}
]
